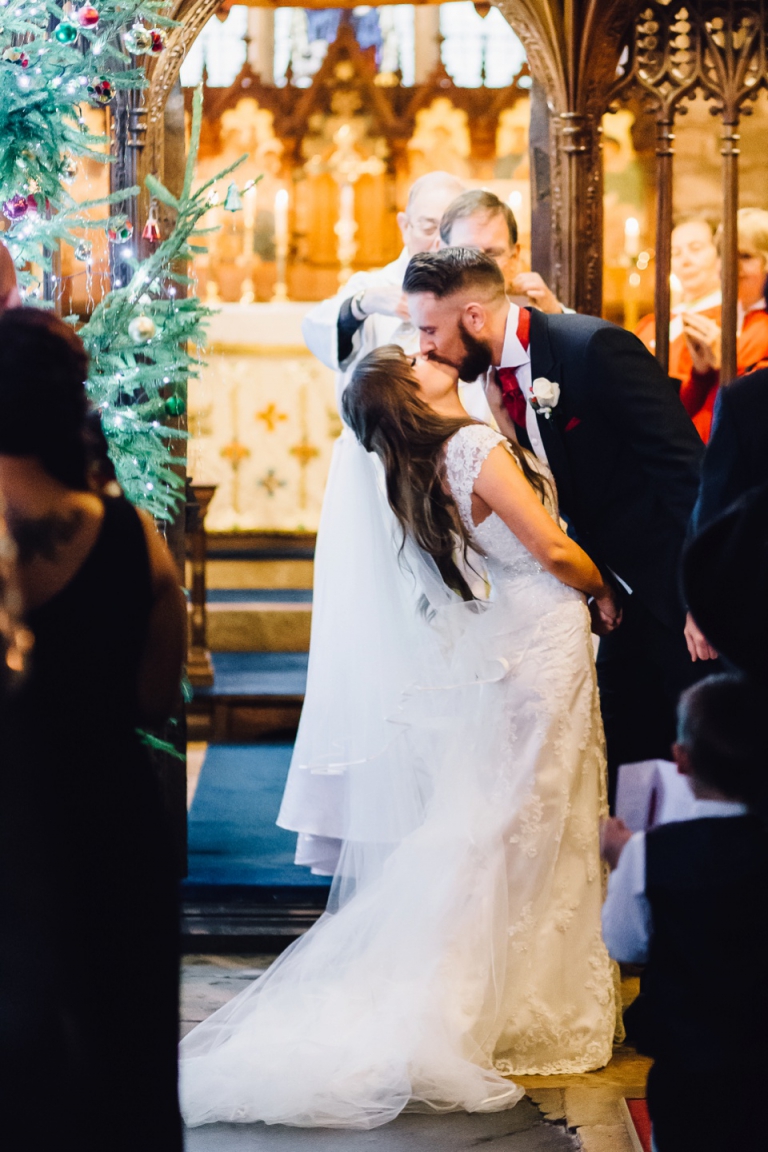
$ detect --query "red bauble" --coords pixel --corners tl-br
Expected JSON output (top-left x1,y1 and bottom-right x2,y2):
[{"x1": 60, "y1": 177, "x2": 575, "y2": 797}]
[
  {"x1": 150, "y1": 29, "x2": 165, "y2": 53},
  {"x1": 76, "y1": 5, "x2": 100, "y2": 28},
  {"x1": 142, "y1": 217, "x2": 161, "y2": 244}
]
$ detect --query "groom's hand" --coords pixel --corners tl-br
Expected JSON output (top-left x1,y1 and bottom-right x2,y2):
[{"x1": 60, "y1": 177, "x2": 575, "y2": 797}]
[
  {"x1": 684, "y1": 612, "x2": 718, "y2": 661},
  {"x1": 589, "y1": 585, "x2": 622, "y2": 636}
]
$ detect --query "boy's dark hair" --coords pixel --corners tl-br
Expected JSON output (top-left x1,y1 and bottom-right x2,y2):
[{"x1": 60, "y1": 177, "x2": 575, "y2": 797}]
[
  {"x1": 439, "y1": 189, "x2": 519, "y2": 248},
  {"x1": 677, "y1": 673, "x2": 768, "y2": 810},
  {"x1": 402, "y1": 248, "x2": 506, "y2": 300}
]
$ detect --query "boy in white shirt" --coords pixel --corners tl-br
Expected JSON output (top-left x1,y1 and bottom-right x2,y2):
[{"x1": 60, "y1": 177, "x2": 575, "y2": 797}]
[{"x1": 601, "y1": 674, "x2": 768, "y2": 1152}]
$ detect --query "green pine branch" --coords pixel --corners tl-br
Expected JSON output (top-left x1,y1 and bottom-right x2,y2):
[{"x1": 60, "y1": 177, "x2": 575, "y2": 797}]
[{"x1": 79, "y1": 86, "x2": 254, "y2": 520}]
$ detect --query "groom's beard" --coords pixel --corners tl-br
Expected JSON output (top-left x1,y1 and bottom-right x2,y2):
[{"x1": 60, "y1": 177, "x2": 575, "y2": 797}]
[{"x1": 457, "y1": 321, "x2": 494, "y2": 381}]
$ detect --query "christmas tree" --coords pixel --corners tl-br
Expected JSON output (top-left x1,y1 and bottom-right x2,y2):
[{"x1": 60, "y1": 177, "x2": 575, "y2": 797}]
[
  {"x1": 0, "y1": 0, "x2": 172, "y2": 294},
  {"x1": 78, "y1": 86, "x2": 250, "y2": 519},
  {"x1": 1, "y1": 4, "x2": 251, "y2": 519}
]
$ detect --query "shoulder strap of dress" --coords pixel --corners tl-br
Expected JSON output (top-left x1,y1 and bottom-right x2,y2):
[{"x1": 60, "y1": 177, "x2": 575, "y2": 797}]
[{"x1": 444, "y1": 424, "x2": 505, "y2": 526}]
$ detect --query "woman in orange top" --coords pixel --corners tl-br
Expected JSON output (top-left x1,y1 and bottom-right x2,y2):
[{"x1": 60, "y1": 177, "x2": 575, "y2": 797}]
[
  {"x1": 636, "y1": 217, "x2": 722, "y2": 385},
  {"x1": 681, "y1": 208, "x2": 768, "y2": 441}
]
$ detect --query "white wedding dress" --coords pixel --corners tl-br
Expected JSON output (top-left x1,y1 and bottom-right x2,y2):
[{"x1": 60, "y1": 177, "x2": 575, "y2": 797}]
[{"x1": 180, "y1": 424, "x2": 616, "y2": 1129}]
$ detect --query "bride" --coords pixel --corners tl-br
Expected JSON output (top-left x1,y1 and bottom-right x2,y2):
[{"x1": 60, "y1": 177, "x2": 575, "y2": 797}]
[{"x1": 180, "y1": 345, "x2": 619, "y2": 1129}]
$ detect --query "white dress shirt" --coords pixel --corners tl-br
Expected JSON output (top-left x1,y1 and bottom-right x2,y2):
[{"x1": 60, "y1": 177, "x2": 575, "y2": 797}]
[
  {"x1": 601, "y1": 798, "x2": 749, "y2": 964},
  {"x1": 498, "y1": 303, "x2": 549, "y2": 465}
]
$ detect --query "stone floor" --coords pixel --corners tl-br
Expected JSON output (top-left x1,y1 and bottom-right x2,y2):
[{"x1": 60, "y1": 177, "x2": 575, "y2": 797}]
[{"x1": 181, "y1": 955, "x2": 650, "y2": 1152}]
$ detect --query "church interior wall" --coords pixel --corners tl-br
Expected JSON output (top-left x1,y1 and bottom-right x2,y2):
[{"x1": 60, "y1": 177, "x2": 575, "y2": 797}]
[{"x1": 57, "y1": 2, "x2": 768, "y2": 533}]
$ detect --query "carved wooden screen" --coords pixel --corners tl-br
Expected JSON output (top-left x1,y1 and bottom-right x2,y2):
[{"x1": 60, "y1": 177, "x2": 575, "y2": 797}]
[{"x1": 610, "y1": 1, "x2": 768, "y2": 381}]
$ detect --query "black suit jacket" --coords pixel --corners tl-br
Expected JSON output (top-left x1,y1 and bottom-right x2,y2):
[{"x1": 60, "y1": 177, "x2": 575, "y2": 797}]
[
  {"x1": 690, "y1": 366, "x2": 768, "y2": 534},
  {"x1": 527, "y1": 308, "x2": 704, "y2": 631}
]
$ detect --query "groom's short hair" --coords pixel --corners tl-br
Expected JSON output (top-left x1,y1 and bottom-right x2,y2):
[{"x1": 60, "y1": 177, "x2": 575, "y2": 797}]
[{"x1": 403, "y1": 248, "x2": 506, "y2": 301}]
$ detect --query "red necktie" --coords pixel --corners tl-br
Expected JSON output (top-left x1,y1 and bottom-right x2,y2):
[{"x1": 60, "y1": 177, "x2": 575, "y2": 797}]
[{"x1": 497, "y1": 308, "x2": 531, "y2": 430}]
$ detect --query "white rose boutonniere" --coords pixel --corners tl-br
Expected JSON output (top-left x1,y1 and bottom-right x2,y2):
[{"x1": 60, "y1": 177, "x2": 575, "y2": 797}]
[{"x1": 529, "y1": 377, "x2": 560, "y2": 419}]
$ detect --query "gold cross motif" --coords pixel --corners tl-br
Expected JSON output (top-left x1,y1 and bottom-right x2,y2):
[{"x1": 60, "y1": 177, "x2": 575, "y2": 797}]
[
  {"x1": 220, "y1": 439, "x2": 251, "y2": 470},
  {"x1": 256, "y1": 402, "x2": 289, "y2": 433},
  {"x1": 258, "y1": 468, "x2": 287, "y2": 497},
  {"x1": 289, "y1": 436, "x2": 320, "y2": 468}
]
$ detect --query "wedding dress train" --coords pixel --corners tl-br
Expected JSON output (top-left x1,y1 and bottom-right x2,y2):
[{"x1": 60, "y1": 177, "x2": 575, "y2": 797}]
[{"x1": 180, "y1": 424, "x2": 615, "y2": 1129}]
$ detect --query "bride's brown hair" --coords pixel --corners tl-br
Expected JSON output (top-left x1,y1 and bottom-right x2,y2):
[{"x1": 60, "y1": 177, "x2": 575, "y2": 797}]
[{"x1": 342, "y1": 345, "x2": 550, "y2": 601}]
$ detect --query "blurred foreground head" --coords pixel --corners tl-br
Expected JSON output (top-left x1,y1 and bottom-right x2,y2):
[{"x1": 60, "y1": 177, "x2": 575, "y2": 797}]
[
  {"x1": 684, "y1": 482, "x2": 768, "y2": 684},
  {"x1": 0, "y1": 308, "x2": 90, "y2": 489}
]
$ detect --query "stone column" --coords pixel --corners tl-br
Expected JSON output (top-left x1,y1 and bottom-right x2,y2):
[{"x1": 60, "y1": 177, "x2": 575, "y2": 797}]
[
  {"x1": 248, "y1": 7, "x2": 275, "y2": 85},
  {"x1": 414, "y1": 7, "x2": 441, "y2": 84}
]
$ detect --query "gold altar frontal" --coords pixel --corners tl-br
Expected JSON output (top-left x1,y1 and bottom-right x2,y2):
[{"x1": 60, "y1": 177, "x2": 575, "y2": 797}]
[{"x1": 188, "y1": 303, "x2": 337, "y2": 533}]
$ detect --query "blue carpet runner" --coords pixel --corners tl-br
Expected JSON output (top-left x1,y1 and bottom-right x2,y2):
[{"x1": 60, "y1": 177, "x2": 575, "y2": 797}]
[
  {"x1": 194, "y1": 652, "x2": 308, "y2": 698},
  {"x1": 185, "y1": 743, "x2": 330, "y2": 891}
]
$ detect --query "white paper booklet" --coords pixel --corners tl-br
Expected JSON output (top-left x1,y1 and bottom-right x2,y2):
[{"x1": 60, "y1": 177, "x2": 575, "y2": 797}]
[{"x1": 615, "y1": 759, "x2": 698, "y2": 832}]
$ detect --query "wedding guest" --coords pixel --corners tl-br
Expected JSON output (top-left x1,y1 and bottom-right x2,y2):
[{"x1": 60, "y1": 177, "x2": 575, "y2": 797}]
[
  {"x1": 680, "y1": 207, "x2": 768, "y2": 440},
  {"x1": 636, "y1": 216, "x2": 721, "y2": 387},
  {"x1": 0, "y1": 310, "x2": 185, "y2": 1150},
  {"x1": 601, "y1": 674, "x2": 768, "y2": 1152},
  {"x1": 439, "y1": 188, "x2": 568, "y2": 312},
  {"x1": 684, "y1": 481, "x2": 768, "y2": 683},
  {"x1": 302, "y1": 171, "x2": 466, "y2": 399}
]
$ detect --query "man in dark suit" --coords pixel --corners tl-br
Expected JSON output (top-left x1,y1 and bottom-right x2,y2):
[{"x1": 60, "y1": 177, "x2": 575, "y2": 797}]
[
  {"x1": 691, "y1": 366, "x2": 768, "y2": 532},
  {"x1": 403, "y1": 248, "x2": 706, "y2": 799},
  {"x1": 682, "y1": 368, "x2": 768, "y2": 663}
]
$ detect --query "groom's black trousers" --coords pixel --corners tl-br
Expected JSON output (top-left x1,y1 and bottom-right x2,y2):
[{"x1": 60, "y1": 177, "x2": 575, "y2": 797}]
[{"x1": 596, "y1": 594, "x2": 717, "y2": 808}]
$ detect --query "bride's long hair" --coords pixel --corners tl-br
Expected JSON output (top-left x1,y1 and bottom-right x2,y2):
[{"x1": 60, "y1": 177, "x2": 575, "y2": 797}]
[{"x1": 342, "y1": 345, "x2": 548, "y2": 601}]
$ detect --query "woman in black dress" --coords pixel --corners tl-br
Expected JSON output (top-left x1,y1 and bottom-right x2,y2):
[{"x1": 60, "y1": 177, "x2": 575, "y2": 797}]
[{"x1": 0, "y1": 310, "x2": 186, "y2": 1150}]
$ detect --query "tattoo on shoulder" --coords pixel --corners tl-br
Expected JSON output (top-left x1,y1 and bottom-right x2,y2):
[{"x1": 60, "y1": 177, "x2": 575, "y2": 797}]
[{"x1": 7, "y1": 508, "x2": 85, "y2": 564}]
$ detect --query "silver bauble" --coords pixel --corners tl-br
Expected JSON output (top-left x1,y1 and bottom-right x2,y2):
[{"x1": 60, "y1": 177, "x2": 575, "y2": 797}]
[{"x1": 128, "y1": 315, "x2": 157, "y2": 344}]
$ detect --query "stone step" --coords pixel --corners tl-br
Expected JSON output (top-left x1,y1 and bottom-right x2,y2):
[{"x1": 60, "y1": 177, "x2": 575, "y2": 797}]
[
  {"x1": 187, "y1": 653, "x2": 308, "y2": 743},
  {"x1": 204, "y1": 599, "x2": 312, "y2": 652}
]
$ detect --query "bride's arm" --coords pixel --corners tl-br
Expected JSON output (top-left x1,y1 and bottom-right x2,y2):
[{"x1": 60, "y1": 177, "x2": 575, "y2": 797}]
[{"x1": 473, "y1": 444, "x2": 613, "y2": 603}]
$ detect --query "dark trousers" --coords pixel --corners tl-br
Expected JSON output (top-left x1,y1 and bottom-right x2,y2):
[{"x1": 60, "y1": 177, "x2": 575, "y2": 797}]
[
  {"x1": 647, "y1": 1063, "x2": 766, "y2": 1151},
  {"x1": 597, "y1": 594, "x2": 716, "y2": 807}
]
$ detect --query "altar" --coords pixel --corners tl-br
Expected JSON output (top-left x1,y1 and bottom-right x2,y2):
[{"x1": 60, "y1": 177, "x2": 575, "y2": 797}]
[{"x1": 188, "y1": 302, "x2": 338, "y2": 533}]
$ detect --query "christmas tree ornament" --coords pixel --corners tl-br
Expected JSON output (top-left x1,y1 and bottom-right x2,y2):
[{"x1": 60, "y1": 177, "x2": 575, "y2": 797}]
[
  {"x1": 223, "y1": 182, "x2": 243, "y2": 212},
  {"x1": 54, "y1": 20, "x2": 79, "y2": 44},
  {"x1": 142, "y1": 203, "x2": 161, "y2": 243},
  {"x1": 76, "y1": 5, "x2": 100, "y2": 29},
  {"x1": 149, "y1": 29, "x2": 165, "y2": 53},
  {"x1": 164, "y1": 394, "x2": 186, "y2": 417},
  {"x1": 122, "y1": 24, "x2": 153, "y2": 54},
  {"x1": 108, "y1": 219, "x2": 133, "y2": 243},
  {"x1": 87, "y1": 77, "x2": 114, "y2": 106},
  {"x1": 3, "y1": 48, "x2": 29, "y2": 67},
  {"x1": 59, "y1": 155, "x2": 78, "y2": 184},
  {"x1": 2, "y1": 194, "x2": 29, "y2": 221},
  {"x1": 74, "y1": 239, "x2": 93, "y2": 262},
  {"x1": 128, "y1": 315, "x2": 157, "y2": 344}
]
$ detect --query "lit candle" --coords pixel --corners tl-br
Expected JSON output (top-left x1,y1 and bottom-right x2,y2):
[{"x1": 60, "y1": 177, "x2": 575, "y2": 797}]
[
  {"x1": 274, "y1": 188, "x2": 289, "y2": 250},
  {"x1": 624, "y1": 216, "x2": 640, "y2": 258},
  {"x1": 244, "y1": 183, "x2": 258, "y2": 229}
]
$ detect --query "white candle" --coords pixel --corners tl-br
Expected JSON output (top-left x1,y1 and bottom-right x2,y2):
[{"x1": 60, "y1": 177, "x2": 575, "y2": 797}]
[
  {"x1": 274, "y1": 188, "x2": 289, "y2": 250},
  {"x1": 624, "y1": 216, "x2": 640, "y2": 258}
]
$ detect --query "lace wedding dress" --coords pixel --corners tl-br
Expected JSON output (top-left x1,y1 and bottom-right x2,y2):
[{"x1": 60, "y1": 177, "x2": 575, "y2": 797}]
[{"x1": 180, "y1": 424, "x2": 615, "y2": 1129}]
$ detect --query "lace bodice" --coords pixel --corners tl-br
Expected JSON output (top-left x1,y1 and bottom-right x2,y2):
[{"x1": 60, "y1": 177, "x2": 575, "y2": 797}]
[{"x1": 444, "y1": 424, "x2": 557, "y2": 581}]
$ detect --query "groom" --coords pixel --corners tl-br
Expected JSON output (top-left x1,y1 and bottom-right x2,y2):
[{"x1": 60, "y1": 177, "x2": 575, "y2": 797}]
[{"x1": 403, "y1": 248, "x2": 706, "y2": 799}]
